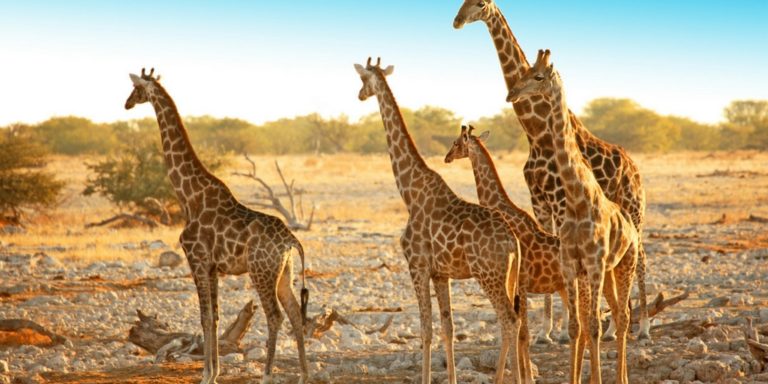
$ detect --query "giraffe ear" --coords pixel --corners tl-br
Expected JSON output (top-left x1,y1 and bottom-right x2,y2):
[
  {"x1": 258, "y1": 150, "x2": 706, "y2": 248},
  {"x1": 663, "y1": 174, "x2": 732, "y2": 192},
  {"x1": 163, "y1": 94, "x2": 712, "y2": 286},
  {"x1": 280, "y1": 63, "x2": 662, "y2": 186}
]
[
  {"x1": 382, "y1": 65, "x2": 394, "y2": 76},
  {"x1": 129, "y1": 73, "x2": 142, "y2": 86},
  {"x1": 354, "y1": 64, "x2": 366, "y2": 76},
  {"x1": 479, "y1": 131, "x2": 490, "y2": 141}
]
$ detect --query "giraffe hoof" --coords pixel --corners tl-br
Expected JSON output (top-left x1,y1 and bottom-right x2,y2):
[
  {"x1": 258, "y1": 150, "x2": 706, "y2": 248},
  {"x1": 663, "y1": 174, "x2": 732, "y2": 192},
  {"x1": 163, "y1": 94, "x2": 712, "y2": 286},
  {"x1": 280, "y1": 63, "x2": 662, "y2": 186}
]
[
  {"x1": 535, "y1": 335, "x2": 554, "y2": 345},
  {"x1": 601, "y1": 334, "x2": 617, "y2": 342},
  {"x1": 558, "y1": 335, "x2": 571, "y2": 345}
]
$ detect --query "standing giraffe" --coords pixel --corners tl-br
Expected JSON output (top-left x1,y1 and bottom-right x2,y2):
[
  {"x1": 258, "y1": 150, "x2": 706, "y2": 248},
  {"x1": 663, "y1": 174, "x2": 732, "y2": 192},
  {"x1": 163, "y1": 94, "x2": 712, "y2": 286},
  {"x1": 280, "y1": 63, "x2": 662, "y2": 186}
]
[
  {"x1": 124, "y1": 69, "x2": 309, "y2": 384},
  {"x1": 444, "y1": 124, "x2": 567, "y2": 379},
  {"x1": 453, "y1": 0, "x2": 650, "y2": 340},
  {"x1": 355, "y1": 58, "x2": 524, "y2": 384},
  {"x1": 510, "y1": 50, "x2": 638, "y2": 384}
]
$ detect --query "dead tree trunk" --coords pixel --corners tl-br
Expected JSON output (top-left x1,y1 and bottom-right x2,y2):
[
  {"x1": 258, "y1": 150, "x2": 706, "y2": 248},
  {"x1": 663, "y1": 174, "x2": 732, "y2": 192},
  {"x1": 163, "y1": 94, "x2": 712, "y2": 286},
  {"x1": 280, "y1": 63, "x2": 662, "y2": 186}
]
[{"x1": 129, "y1": 301, "x2": 255, "y2": 361}]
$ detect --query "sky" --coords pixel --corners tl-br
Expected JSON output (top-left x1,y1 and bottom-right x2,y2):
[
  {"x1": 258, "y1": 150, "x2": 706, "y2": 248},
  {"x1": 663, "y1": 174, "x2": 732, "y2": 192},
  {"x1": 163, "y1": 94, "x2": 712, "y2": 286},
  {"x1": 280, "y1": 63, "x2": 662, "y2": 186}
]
[{"x1": 0, "y1": 0, "x2": 766, "y2": 127}]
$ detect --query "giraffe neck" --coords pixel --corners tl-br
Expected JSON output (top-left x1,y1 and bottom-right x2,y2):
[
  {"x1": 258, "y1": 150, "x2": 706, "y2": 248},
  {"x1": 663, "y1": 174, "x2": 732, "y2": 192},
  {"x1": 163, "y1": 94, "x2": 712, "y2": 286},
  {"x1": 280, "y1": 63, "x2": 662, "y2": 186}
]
[
  {"x1": 468, "y1": 140, "x2": 545, "y2": 243},
  {"x1": 371, "y1": 76, "x2": 432, "y2": 208},
  {"x1": 484, "y1": 5, "x2": 530, "y2": 93},
  {"x1": 146, "y1": 83, "x2": 217, "y2": 207},
  {"x1": 549, "y1": 86, "x2": 598, "y2": 205}
]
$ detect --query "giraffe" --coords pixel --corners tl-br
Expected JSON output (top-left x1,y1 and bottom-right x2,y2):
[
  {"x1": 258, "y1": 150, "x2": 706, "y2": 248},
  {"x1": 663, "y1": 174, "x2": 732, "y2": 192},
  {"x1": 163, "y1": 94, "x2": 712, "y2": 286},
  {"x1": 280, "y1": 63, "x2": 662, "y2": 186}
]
[
  {"x1": 453, "y1": 0, "x2": 651, "y2": 340},
  {"x1": 124, "y1": 68, "x2": 309, "y2": 384},
  {"x1": 445, "y1": 125, "x2": 570, "y2": 345},
  {"x1": 355, "y1": 57, "x2": 525, "y2": 384},
  {"x1": 509, "y1": 50, "x2": 639, "y2": 384},
  {"x1": 444, "y1": 124, "x2": 567, "y2": 377},
  {"x1": 445, "y1": 125, "x2": 568, "y2": 344}
]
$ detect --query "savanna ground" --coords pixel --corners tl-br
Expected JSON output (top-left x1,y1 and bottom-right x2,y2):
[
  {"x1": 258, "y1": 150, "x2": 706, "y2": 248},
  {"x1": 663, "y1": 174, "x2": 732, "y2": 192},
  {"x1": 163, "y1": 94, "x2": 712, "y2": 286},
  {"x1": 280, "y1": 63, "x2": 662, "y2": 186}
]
[{"x1": 1, "y1": 151, "x2": 768, "y2": 383}]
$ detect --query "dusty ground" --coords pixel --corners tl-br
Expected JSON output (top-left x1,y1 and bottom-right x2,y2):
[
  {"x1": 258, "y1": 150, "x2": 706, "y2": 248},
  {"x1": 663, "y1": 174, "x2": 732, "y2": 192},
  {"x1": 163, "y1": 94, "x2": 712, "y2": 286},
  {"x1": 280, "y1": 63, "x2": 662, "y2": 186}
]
[{"x1": 1, "y1": 151, "x2": 768, "y2": 384}]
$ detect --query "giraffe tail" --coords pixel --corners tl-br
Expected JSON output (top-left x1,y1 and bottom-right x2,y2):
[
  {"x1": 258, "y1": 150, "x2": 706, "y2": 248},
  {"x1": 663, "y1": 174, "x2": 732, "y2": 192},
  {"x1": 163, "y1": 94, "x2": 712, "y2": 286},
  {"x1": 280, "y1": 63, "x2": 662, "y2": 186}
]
[{"x1": 293, "y1": 239, "x2": 309, "y2": 324}]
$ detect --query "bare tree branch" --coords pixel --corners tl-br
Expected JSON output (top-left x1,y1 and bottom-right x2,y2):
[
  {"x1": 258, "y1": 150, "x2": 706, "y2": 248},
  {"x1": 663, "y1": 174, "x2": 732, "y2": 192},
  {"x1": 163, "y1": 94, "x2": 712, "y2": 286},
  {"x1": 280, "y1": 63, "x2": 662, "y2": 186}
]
[{"x1": 232, "y1": 155, "x2": 314, "y2": 231}]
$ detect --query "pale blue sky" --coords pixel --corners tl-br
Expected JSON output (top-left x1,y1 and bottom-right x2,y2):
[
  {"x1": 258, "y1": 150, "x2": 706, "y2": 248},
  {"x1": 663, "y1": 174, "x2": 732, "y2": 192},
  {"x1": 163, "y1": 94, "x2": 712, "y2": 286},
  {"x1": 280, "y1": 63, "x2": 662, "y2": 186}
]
[{"x1": 0, "y1": 1, "x2": 766, "y2": 126}]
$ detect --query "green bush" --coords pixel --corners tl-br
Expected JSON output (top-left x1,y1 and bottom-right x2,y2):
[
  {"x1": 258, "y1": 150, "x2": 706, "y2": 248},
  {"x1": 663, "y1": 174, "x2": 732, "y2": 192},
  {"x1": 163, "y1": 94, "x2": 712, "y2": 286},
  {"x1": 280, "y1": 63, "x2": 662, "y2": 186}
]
[
  {"x1": 0, "y1": 134, "x2": 64, "y2": 222},
  {"x1": 83, "y1": 132, "x2": 224, "y2": 224}
]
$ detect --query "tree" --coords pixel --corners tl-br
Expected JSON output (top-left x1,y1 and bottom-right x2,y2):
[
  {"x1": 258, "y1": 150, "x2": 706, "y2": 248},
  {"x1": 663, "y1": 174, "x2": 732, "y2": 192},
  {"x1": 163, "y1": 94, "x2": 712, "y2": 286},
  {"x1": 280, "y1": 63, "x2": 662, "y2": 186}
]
[
  {"x1": 470, "y1": 107, "x2": 528, "y2": 151},
  {"x1": 581, "y1": 98, "x2": 681, "y2": 152},
  {"x1": 0, "y1": 129, "x2": 64, "y2": 222},
  {"x1": 34, "y1": 116, "x2": 118, "y2": 155},
  {"x1": 722, "y1": 100, "x2": 768, "y2": 150},
  {"x1": 83, "y1": 132, "x2": 223, "y2": 225}
]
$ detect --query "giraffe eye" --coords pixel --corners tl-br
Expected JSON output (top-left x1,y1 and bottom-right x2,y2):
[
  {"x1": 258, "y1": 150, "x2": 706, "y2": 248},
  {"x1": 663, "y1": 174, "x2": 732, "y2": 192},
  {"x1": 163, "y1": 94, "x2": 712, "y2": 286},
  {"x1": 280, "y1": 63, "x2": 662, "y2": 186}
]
[
  {"x1": 534, "y1": 75, "x2": 544, "y2": 81},
  {"x1": 476, "y1": 1, "x2": 485, "y2": 7}
]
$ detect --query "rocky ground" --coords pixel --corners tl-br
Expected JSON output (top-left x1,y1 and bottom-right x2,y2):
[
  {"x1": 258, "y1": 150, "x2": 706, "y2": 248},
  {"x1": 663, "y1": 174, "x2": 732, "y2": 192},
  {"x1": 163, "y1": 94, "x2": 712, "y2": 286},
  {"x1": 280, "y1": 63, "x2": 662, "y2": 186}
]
[{"x1": 1, "y1": 152, "x2": 767, "y2": 383}]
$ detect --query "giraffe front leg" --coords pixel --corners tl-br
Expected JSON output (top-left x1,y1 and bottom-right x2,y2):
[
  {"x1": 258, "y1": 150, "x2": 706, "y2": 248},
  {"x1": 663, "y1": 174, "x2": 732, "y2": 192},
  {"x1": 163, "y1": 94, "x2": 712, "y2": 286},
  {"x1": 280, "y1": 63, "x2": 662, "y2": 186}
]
[
  {"x1": 557, "y1": 289, "x2": 572, "y2": 344},
  {"x1": 191, "y1": 265, "x2": 219, "y2": 384},
  {"x1": 534, "y1": 294, "x2": 555, "y2": 345},
  {"x1": 433, "y1": 277, "x2": 456, "y2": 384},
  {"x1": 410, "y1": 269, "x2": 433, "y2": 384}
]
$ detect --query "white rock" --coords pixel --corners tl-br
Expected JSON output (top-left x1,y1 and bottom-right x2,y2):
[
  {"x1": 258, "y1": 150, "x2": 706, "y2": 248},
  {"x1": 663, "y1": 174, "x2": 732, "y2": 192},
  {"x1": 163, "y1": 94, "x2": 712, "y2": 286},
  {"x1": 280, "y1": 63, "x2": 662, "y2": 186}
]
[
  {"x1": 158, "y1": 251, "x2": 183, "y2": 268},
  {"x1": 0, "y1": 374, "x2": 10, "y2": 384},
  {"x1": 36, "y1": 254, "x2": 62, "y2": 269},
  {"x1": 220, "y1": 353, "x2": 243, "y2": 364},
  {"x1": 131, "y1": 260, "x2": 151, "y2": 272},
  {"x1": 0, "y1": 360, "x2": 7, "y2": 373},
  {"x1": 246, "y1": 348, "x2": 265, "y2": 360},
  {"x1": 687, "y1": 337, "x2": 707, "y2": 354},
  {"x1": 456, "y1": 356, "x2": 474, "y2": 370},
  {"x1": 729, "y1": 293, "x2": 753, "y2": 306},
  {"x1": 85, "y1": 262, "x2": 107, "y2": 272},
  {"x1": 759, "y1": 308, "x2": 768, "y2": 323},
  {"x1": 145, "y1": 240, "x2": 167, "y2": 250}
]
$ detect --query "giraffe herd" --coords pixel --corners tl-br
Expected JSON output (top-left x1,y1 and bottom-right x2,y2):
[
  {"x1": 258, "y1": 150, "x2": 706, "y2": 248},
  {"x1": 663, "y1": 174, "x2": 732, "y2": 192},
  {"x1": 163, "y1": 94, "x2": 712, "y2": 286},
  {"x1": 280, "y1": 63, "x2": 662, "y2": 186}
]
[{"x1": 125, "y1": 1, "x2": 649, "y2": 383}]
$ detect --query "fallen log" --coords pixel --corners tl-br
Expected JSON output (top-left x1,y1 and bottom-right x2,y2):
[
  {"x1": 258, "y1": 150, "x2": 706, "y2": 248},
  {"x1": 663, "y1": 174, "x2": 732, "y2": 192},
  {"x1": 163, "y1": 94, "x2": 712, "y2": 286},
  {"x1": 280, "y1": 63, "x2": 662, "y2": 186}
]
[
  {"x1": 129, "y1": 300, "x2": 255, "y2": 361},
  {"x1": 304, "y1": 308, "x2": 394, "y2": 339},
  {"x1": 631, "y1": 291, "x2": 690, "y2": 323},
  {"x1": 85, "y1": 213, "x2": 159, "y2": 229},
  {"x1": 0, "y1": 319, "x2": 68, "y2": 346}
]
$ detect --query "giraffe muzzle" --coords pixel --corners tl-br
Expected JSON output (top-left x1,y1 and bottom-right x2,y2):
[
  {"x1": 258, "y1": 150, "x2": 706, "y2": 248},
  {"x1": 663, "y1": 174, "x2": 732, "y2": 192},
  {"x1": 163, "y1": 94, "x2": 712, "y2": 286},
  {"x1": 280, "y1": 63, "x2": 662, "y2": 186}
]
[
  {"x1": 453, "y1": 16, "x2": 466, "y2": 29},
  {"x1": 506, "y1": 89, "x2": 521, "y2": 103}
]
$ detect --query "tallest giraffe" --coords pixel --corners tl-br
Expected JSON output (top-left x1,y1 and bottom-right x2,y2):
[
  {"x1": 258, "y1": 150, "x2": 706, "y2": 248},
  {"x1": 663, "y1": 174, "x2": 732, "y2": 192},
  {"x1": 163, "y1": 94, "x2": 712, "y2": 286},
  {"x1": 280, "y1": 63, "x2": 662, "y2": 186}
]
[{"x1": 453, "y1": 0, "x2": 651, "y2": 340}]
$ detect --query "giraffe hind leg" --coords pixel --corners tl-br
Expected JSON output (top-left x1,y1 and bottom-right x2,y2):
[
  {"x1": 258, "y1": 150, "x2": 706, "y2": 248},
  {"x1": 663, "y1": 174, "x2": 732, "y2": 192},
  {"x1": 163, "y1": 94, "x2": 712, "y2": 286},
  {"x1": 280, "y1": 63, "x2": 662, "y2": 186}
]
[
  {"x1": 636, "y1": 242, "x2": 651, "y2": 340},
  {"x1": 276, "y1": 259, "x2": 309, "y2": 383}
]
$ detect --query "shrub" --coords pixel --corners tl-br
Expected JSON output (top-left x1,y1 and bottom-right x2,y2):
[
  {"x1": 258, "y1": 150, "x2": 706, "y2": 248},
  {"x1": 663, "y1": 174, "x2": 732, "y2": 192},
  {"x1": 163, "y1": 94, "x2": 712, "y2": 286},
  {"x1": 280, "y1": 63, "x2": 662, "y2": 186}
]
[{"x1": 0, "y1": 133, "x2": 64, "y2": 222}]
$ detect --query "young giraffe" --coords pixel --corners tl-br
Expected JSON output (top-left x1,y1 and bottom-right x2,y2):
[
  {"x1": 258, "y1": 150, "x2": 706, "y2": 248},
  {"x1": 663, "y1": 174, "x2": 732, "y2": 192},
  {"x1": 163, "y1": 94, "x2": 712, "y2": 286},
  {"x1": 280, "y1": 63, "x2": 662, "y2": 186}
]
[
  {"x1": 124, "y1": 69, "x2": 309, "y2": 384},
  {"x1": 355, "y1": 58, "x2": 524, "y2": 384},
  {"x1": 510, "y1": 50, "x2": 638, "y2": 384},
  {"x1": 453, "y1": 0, "x2": 650, "y2": 341},
  {"x1": 446, "y1": 125, "x2": 571, "y2": 345},
  {"x1": 444, "y1": 124, "x2": 567, "y2": 379}
]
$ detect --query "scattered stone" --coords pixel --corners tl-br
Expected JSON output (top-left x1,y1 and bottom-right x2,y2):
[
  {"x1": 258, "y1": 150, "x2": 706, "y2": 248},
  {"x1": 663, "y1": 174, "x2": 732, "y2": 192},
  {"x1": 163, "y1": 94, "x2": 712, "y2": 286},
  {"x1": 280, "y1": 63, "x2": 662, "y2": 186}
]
[
  {"x1": 157, "y1": 251, "x2": 183, "y2": 268},
  {"x1": 45, "y1": 352, "x2": 70, "y2": 371},
  {"x1": 729, "y1": 293, "x2": 753, "y2": 306},
  {"x1": 144, "y1": 240, "x2": 167, "y2": 250},
  {"x1": 0, "y1": 374, "x2": 9, "y2": 384},
  {"x1": 220, "y1": 353, "x2": 243, "y2": 364},
  {"x1": 707, "y1": 296, "x2": 730, "y2": 307},
  {"x1": 0, "y1": 360, "x2": 6, "y2": 373},
  {"x1": 456, "y1": 356, "x2": 473, "y2": 370},
  {"x1": 246, "y1": 348, "x2": 265, "y2": 361},
  {"x1": 759, "y1": 308, "x2": 768, "y2": 323},
  {"x1": 688, "y1": 360, "x2": 729, "y2": 382},
  {"x1": 687, "y1": 338, "x2": 708, "y2": 354},
  {"x1": 131, "y1": 260, "x2": 151, "y2": 272},
  {"x1": 670, "y1": 366, "x2": 696, "y2": 382},
  {"x1": 35, "y1": 253, "x2": 62, "y2": 269}
]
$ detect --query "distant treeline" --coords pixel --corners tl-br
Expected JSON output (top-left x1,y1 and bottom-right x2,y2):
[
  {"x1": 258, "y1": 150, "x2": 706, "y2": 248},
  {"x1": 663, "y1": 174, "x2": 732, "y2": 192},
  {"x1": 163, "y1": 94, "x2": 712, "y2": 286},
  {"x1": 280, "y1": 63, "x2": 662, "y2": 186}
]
[{"x1": 4, "y1": 98, "x2": 767, "y2": 155}]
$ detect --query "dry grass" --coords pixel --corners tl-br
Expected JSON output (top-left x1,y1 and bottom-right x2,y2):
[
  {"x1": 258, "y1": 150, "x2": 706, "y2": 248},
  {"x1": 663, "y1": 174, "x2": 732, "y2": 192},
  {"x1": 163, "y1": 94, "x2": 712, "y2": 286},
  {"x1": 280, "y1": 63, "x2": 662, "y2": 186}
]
[{"x1": 4, "y1": 151, "x2": 767, "y2": 263}]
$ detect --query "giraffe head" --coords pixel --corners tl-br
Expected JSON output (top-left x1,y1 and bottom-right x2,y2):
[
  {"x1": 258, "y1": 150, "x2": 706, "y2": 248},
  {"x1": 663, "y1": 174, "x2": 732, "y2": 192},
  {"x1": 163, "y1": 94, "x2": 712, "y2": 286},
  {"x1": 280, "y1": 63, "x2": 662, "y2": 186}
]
[
  {"x1": 354, "y1": 57, "x2": 394, "y2": 101},
  {"x1": 507, "y1": 49, "x2": 560, "y2": 103},
  {"x1": 444, "y1": 125, "x2": 490, "y2": 163},
  {"x1": 453, "y1": 0, "x2": 494, "y2": 29},
  {"x1": 125, "y1": 68, "x2": 161, "y2": 110}
]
